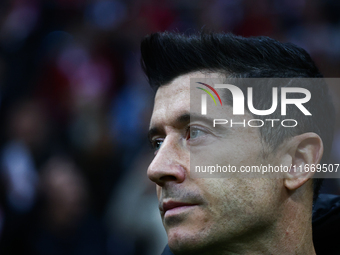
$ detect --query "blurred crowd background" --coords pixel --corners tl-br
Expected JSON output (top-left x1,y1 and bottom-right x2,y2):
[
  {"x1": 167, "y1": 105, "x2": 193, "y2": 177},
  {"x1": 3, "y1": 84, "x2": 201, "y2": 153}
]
[{"x1": 0, "y1": 0, "x2": 340, "y2": 254}]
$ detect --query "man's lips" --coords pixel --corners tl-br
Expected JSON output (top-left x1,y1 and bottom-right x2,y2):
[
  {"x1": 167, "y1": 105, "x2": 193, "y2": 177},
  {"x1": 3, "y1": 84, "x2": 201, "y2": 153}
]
[{"x1": 160, "y1": 201, "x2": 199, "y2": 215}]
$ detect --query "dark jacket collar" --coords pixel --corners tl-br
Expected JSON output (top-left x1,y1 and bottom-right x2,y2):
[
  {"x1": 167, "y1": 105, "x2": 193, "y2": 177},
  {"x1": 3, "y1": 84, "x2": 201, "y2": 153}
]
[
  {"x1": 161, "y1": 245, "x2": 173, "y2": 255},
  {"x1": 313, "y1": 194, "x2": 340, "y2": 255}
]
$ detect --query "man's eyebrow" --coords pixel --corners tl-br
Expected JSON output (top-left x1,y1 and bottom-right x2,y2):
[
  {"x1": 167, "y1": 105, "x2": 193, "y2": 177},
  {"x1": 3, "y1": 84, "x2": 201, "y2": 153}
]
[
  {"x1": 148, "y1": 113, "x2": 217, "y2": 142},
  {"x1": 189, "y1": 113, "x2": 216, "y2": 123},
  {"x1": 176, "y1": 113, "x2": 190, "y2": 124},
  {"x1": 147, "y1": 113, "x2": 190, "y2": 142},
  {"x1": 148, "y1": 127, "x2": 162, "y2": 143},
  {"x1": 178, "y1": 113, "x2": 229, "y2": 134},
  {"x1": 174, "y1": 112, "x2": 216, "y2": 125}
]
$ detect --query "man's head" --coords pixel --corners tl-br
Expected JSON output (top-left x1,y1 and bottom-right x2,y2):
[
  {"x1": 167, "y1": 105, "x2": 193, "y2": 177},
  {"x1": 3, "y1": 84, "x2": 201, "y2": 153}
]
[{"x1": 141, "y1": 32, "x2": 335, "y2": 254}]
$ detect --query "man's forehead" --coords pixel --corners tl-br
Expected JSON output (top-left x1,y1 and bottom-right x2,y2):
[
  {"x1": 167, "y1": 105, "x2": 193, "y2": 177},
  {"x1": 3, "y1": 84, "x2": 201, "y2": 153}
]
[
  {"x1": 153, "y1": 71, "x2": 224, "y2": 106},
  {"x1": 150, "y1": 72, "x2": 225, "y2": 126},
  {"x1": 155, "y1": 71, "x2": 225, "y2": 95},
  {"x1": 150, "y1": 82, "x2": 189, "y2": 128}
]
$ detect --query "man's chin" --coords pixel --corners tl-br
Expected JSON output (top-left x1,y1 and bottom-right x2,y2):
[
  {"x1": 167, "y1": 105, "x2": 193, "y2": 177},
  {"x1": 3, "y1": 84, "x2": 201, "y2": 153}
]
[{"x1": 166, "y1": 227, "x2": 211, "y2": 255}]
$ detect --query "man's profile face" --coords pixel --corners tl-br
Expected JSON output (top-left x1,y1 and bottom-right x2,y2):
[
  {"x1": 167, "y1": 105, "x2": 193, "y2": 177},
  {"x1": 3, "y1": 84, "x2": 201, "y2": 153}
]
[{"x1": 147, "y1": 72, "x2": 286, "y2": 253}]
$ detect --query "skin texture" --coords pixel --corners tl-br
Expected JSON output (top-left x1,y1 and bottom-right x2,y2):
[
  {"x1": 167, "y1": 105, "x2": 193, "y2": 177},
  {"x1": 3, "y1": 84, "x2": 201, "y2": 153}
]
[{"x1": 147, "y1": 72, "x2": 321, "y2": 255}]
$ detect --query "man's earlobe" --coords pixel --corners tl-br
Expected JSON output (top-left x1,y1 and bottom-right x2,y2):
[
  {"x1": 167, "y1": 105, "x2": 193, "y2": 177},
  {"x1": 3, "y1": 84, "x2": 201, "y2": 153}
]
[{"x1": 284, "y1": 133, "x2": 324, "y2": 191}]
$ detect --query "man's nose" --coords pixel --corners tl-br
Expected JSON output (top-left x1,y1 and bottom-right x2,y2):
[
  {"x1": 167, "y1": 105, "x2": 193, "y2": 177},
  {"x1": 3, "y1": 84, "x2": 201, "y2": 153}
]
[{"x1": 147, "y1": 138, "x2": 186, "y2": 186}]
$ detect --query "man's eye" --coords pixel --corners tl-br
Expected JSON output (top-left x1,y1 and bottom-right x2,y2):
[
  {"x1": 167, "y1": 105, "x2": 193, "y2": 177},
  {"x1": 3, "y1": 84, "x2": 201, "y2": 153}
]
[
  {"x1": 152, "y1": 139, "x2": 163, "y2": 151},
  {"x1": 187, "y1": 127, "x2": 205, "y2": 140}
]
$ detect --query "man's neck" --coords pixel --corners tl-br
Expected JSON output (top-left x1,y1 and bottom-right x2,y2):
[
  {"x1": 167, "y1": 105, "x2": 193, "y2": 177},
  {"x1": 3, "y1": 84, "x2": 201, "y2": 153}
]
[{"x1": 194, "y1": 197, "x2": 316, "y2": 255}]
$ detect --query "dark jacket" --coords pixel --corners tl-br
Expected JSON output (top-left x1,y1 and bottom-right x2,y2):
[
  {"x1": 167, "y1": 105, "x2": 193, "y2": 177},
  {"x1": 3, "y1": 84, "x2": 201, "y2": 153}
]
[
  {"x1": 161, "y1": 194, "x2": 340, "y2": 255},
  {"x1": 313, "y1": 194, "x2": 340, "y2": 255}
]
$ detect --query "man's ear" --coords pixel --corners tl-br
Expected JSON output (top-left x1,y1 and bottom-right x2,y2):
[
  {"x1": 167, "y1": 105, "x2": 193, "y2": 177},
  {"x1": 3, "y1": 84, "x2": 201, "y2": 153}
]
[{"x1": 284, "y1": 132, "x2": 323, "y2": 191}]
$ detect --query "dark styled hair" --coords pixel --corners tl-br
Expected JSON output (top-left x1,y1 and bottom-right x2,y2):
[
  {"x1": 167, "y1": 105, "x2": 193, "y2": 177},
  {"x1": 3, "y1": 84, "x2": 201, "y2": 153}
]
[{"x1": 141, "y1": 31, "x2": 335, "y2": 201}]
